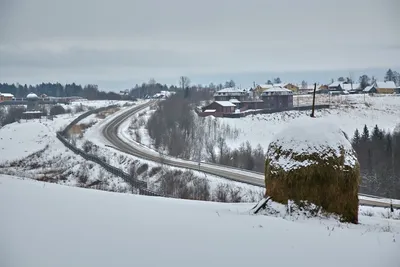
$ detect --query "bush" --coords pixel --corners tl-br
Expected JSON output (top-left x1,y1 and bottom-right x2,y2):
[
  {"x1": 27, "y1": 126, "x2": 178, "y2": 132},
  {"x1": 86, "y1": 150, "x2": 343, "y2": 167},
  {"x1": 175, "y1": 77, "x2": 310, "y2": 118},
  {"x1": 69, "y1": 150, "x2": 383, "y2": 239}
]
[
  {"x1": 82, "y1": 141, "x2": 94, "y2": 153},
  {"x1": 149, "y1": 166, "x2": 162, "y2": 177},
  {"x1": 2, "y1": 106, "x2": 26, "y2": 125},
  {"x1": 75, "y1": 104, "x2": 85, "y2": 113},
  {"x1": 136, "y1": 163, "x2": 149, "y2": 175},
  {"x1": 50, "y1": 105, "x2": 66, "y2": 116},
  {"x1": 214, "y1": 184, "x2": 229, "y2": 202}
]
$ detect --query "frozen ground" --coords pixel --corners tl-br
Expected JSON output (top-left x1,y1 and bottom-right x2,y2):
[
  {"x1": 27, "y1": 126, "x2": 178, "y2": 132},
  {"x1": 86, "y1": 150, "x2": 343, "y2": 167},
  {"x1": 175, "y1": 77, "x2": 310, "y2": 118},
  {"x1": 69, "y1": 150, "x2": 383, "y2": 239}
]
[{"x1": 0, "y1": 174, "x2": 399, "y2": 267}]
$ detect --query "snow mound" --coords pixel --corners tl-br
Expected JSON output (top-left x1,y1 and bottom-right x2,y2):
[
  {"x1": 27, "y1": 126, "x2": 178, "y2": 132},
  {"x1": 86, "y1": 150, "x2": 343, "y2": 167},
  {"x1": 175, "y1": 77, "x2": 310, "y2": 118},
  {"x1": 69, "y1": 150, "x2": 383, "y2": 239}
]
[{"x1": 266, "y1": 117, "x2": 358, "y2": 171}]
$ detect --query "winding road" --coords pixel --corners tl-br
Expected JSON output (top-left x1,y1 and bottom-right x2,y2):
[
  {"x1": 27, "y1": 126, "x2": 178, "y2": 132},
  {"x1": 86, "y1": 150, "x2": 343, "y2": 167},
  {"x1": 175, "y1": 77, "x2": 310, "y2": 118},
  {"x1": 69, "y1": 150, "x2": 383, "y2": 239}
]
[{"x1": 102, "y1": 100, "x2": 400, "y2": 209}]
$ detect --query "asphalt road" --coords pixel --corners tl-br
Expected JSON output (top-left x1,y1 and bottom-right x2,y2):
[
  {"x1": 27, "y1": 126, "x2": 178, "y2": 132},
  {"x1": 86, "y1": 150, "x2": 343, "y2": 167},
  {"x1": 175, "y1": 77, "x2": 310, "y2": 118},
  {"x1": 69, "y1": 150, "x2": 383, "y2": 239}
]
[{"x1": 102, "y1": 101, "x2": 400, "y2": 209}]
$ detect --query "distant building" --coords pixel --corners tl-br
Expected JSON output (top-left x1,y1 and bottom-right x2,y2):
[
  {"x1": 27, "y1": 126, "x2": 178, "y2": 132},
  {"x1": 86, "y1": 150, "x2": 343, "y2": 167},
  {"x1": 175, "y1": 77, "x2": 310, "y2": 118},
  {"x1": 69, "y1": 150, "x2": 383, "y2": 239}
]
[
  {"x1": 374, "y1": 81, "x2": 397, "y2": 94},
  {"x1": 273, "y1": 83, "x2": 299, "y2": 92},
  {"x1": 0, "y1": 92, "x2": 14, "y2": 102},
  {"x1": 254, "y1": 84, "x2": 274, "y2": 96},
  {"x1": 22, "y1": 111, "x2": 44, "y2": 120},
  {"x1": 261, "y1": 87, "x2": 293, "y2": 110},
  {"x1": 26, "y1": 93, "x2": 40, "y2": 111},
  {"x1": 363, "y1": 85, "x2": 377, "y2": 94},
  {"x1": 213, "y1": 88, "x2": 249, "y2": 101},
  {"x1": 328, "y1": 82, "x2": 361, "y2": 93},
  {"x1": 328, "y1": 82, "x2": 343, "y2": 91},
  {"x1": 201, "y1": 101, "x2": 237, "y2": 117}
]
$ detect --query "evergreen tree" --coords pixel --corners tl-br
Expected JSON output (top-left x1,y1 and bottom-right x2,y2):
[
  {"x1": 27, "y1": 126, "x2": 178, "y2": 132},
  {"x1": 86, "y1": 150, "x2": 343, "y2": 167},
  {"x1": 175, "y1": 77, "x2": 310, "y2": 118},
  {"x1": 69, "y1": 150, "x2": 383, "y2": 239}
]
[
  {"x1": 352, "y1": 129, "x2": 361, "y2": 146},
  {"x1": 273, "y1": 77, "x2": 281, "y2": 84},
  {"x1": 371, "y1": 124, "x2": 384, "y2": 141},
  {"x1": 384, "y1": 69, "x2": 394, "y2": 82},
  {"x1": 361, "y1": 125, "x2": 370, "y2": 142}
]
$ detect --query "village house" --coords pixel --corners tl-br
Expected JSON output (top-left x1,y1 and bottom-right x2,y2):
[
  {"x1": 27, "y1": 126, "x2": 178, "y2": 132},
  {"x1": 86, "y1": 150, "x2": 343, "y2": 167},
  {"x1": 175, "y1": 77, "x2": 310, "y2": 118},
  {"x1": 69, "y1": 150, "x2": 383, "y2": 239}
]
[
  {"x1": 261, "y1": 87, "x2": 294, "y2": 110},
  {"x1": 374, "y1": 81, "x2": 397, "y2": 94},
  {"x1": 200, "y1": 101, "x2": 237, "y2": 117},
  {"x1": 0, "y1": 92, "x2": 15, "y2": 102},
  {"x1": 363, "y1": 85, "x2": 377, "y2": 94},
  {"x1": 213, "y1": 88, "x2": 249, "y2": 101},
  {"x1": 254, "y1": 84, "x2": 273, "y2": 96},
  {"x1": 327, "y1": 82, "x2": 343, "y2": 91},
  {"x1": 273, "y1": 83, "x2": 299, "y2": 92},
  {"x1": 327, "y1": 82, "x2": 361, "y2": 93}
]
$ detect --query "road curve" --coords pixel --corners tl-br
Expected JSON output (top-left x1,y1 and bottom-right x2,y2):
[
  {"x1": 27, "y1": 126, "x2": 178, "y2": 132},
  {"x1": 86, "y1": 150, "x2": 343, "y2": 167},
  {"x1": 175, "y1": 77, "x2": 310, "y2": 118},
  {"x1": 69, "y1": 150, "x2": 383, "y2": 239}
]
[{"x1": 102, "y1": 101, "x2": 400, "y2": 209}]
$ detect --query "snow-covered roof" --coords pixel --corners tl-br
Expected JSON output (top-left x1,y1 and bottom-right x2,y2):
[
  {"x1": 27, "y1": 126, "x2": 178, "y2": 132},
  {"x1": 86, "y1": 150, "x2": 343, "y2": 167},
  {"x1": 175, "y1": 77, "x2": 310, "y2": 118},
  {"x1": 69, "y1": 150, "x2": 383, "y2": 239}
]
[
  {"x1": 266, "y1": 118, "x2": 357, "y2": 171},
  {"x1": 363, "y1": 85, "x2": 375, "y2": 92},
  {"x1": 26, "y1": 93, "x2": 39, "y2": 99},
  {"x1": 23, "y1": 111, "x2": 43, "y2": 114},
  {"x1": 328, "y1": 82, "x2": 360, "y2": 91},
  {"x1": 273, "y1": 83, "x2": 288, "y2": 87},
  {"x1": 216, "y1": 87, "x2": 246, "y2": 93},
  {"x1": 214, "y1": 87, "x2": 247, "y2": 96},
  {"x1": 375, "y1": 81, "x2": 396, "y2": 89},
  {"x1": 257, "y1": 84, "x2": 274, "y2": 89},
  {"x1": 328, "y1": 82, "x2": 342, "y2": 88},
  {"x1": 229, "y1": 98, "x2": 241, "y2": 103},
  {"x1": 0, "y1": 93, "x2": 14, "y2": 97},
  {"x1": 342, "y1": 83, "x2": 360, "y2": 91},
  {"x1": 261, "y1": 87, "x2": 293, "y2": 95},
  {"x1": 203, "y1": 109, "x2": 216, "y2": 113},
  {"x1": 215, "y1": 101, "x2": 236, "y2": 107}
]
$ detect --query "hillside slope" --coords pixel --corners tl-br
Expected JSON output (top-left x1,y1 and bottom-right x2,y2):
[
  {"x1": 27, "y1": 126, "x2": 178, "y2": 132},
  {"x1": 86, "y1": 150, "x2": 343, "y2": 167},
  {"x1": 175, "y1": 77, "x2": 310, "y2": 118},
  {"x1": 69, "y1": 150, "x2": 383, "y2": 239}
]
[{"x1": 1, "y1": 175, "x2": 399, "y2": 267}]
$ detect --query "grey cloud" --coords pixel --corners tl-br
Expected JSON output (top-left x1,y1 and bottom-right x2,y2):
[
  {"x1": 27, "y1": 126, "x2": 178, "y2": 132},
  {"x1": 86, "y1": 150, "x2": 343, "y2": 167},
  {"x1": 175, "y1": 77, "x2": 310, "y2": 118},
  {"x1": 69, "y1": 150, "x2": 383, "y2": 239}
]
[{"x1": 0, "y1": 0, "x2": 399, "y2": 87}]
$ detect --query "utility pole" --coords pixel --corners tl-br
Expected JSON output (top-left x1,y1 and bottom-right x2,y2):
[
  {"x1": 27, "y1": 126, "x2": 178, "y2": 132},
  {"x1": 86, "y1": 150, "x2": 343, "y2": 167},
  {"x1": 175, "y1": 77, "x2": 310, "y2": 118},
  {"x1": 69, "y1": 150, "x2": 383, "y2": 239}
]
[{"x1": 310, "y1": 83, "x2": 316, "y2": 118}]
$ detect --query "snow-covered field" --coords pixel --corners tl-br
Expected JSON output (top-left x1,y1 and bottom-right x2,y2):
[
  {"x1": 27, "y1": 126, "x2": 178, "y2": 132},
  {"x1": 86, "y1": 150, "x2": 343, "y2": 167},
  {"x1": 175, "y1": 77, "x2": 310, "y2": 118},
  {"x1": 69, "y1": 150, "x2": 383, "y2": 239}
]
[
  {"x1": 221, "y1": 94, "x2": 400, "y2": 150},
  {"x1": 1, "y1": 174, "x2": 399, "y2": 267},
  {"x1": 0, "y1": 100, "x2": 137, "y2": 192}
]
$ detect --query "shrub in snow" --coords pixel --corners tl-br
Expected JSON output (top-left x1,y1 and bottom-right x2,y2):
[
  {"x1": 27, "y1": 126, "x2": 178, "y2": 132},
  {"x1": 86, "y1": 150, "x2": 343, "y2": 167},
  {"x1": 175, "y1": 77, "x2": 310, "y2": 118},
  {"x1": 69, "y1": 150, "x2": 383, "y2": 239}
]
[
  {"x1": 50, "y1": 105, "x2": 66, "y2": 116},
  {"x1": 265, "y1": 118, "x2": 360, "y2": 223},
  {"x1": 136, "y1": 163, "x2": 149, "y2": 175}
]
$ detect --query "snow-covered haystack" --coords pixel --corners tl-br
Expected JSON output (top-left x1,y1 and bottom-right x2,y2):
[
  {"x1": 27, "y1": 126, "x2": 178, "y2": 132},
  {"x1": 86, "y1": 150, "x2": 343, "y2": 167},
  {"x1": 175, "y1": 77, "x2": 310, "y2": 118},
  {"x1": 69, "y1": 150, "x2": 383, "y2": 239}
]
[{"x1": 265, "y1": 118, "x2": 360, "y2": 223}]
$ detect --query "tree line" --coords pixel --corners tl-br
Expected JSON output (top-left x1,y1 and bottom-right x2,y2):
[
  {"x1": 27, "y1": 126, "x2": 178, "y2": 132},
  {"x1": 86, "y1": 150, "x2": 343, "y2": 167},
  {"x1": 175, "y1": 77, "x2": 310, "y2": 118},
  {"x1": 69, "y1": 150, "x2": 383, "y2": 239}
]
[
  {"x1": 352, "y1": 124, "x2": 400, "y2": 199},
  {"x1": 0, "y1": 83, "x2": 127, "y2": 100},
  {"x1": 334, "y1": 68, "x2": 400, "y2": 90}
]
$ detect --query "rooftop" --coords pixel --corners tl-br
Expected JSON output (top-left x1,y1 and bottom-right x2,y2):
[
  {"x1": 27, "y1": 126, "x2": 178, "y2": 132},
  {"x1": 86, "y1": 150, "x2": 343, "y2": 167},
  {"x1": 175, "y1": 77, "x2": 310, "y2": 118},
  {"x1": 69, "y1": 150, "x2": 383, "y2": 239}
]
[
  {"x1": 214, "y1": 101, "x2": 237, "y2": 107},
  {"x1": 375, "y1": 81, "x2": 397, "y2": 89},
  {"x1": 261, "y1": 87, "x2": 293, "y2": 95},
  {"x1": 363, "y1": 85, "x2": 375, "y2": 92},
  {"x1": 0, "y1": 93, "x2": 14, "y2": 97},
  {"x1": 229, "y1": 98, "x2": 241, "y2": 103}
]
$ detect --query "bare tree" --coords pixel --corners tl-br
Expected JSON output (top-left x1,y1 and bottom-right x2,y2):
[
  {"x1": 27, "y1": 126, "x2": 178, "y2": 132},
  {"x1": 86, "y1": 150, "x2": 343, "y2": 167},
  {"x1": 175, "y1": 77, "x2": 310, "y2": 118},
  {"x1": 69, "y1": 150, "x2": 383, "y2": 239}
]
[{"x1": 179, "y1": 76, "x2": 191, "y2": 90}]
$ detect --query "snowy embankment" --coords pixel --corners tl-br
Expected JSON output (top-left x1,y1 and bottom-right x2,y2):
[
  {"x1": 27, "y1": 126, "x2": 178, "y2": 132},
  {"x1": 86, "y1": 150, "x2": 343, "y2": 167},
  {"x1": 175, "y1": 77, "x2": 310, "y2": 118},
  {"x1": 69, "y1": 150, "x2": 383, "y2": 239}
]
[
  {"x1": 0, "y1": 175, "x2": 399, "y2": 267},
  {"x1": 221, "y1": 94, "x2": 400, "y2": 150},
  {"x1": 0, "y1": 100, "x2": 135, "y2": 192}
]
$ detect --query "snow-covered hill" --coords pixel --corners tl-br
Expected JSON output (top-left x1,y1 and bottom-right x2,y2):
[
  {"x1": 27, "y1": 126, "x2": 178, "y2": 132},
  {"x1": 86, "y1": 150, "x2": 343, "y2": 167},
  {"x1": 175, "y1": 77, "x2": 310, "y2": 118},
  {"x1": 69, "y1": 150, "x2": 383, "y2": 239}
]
[
  {"x1": 0, "y1": 100, "x2": 136, "y2": 191},
  {"x1": 221, "y1": 94, "x2": 400, "y2": 150},
  {"x1": 1, "y1": 175, "x2": 399, "y2": 267}
]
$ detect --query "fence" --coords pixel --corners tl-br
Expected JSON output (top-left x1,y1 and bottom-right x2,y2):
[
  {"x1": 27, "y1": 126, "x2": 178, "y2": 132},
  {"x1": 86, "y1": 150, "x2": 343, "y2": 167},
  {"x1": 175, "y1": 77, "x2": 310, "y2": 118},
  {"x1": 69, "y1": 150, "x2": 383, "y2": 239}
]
[{"x1": 56, "y1": 105, "x2": 163, "y2": 197}]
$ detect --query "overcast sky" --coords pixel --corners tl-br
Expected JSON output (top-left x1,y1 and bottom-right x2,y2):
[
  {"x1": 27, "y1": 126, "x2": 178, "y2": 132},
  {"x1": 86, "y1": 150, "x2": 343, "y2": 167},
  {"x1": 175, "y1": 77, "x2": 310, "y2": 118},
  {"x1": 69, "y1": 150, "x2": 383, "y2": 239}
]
[{"x1": 1, "y1": 0, "x2": 399, "y2": 90}]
